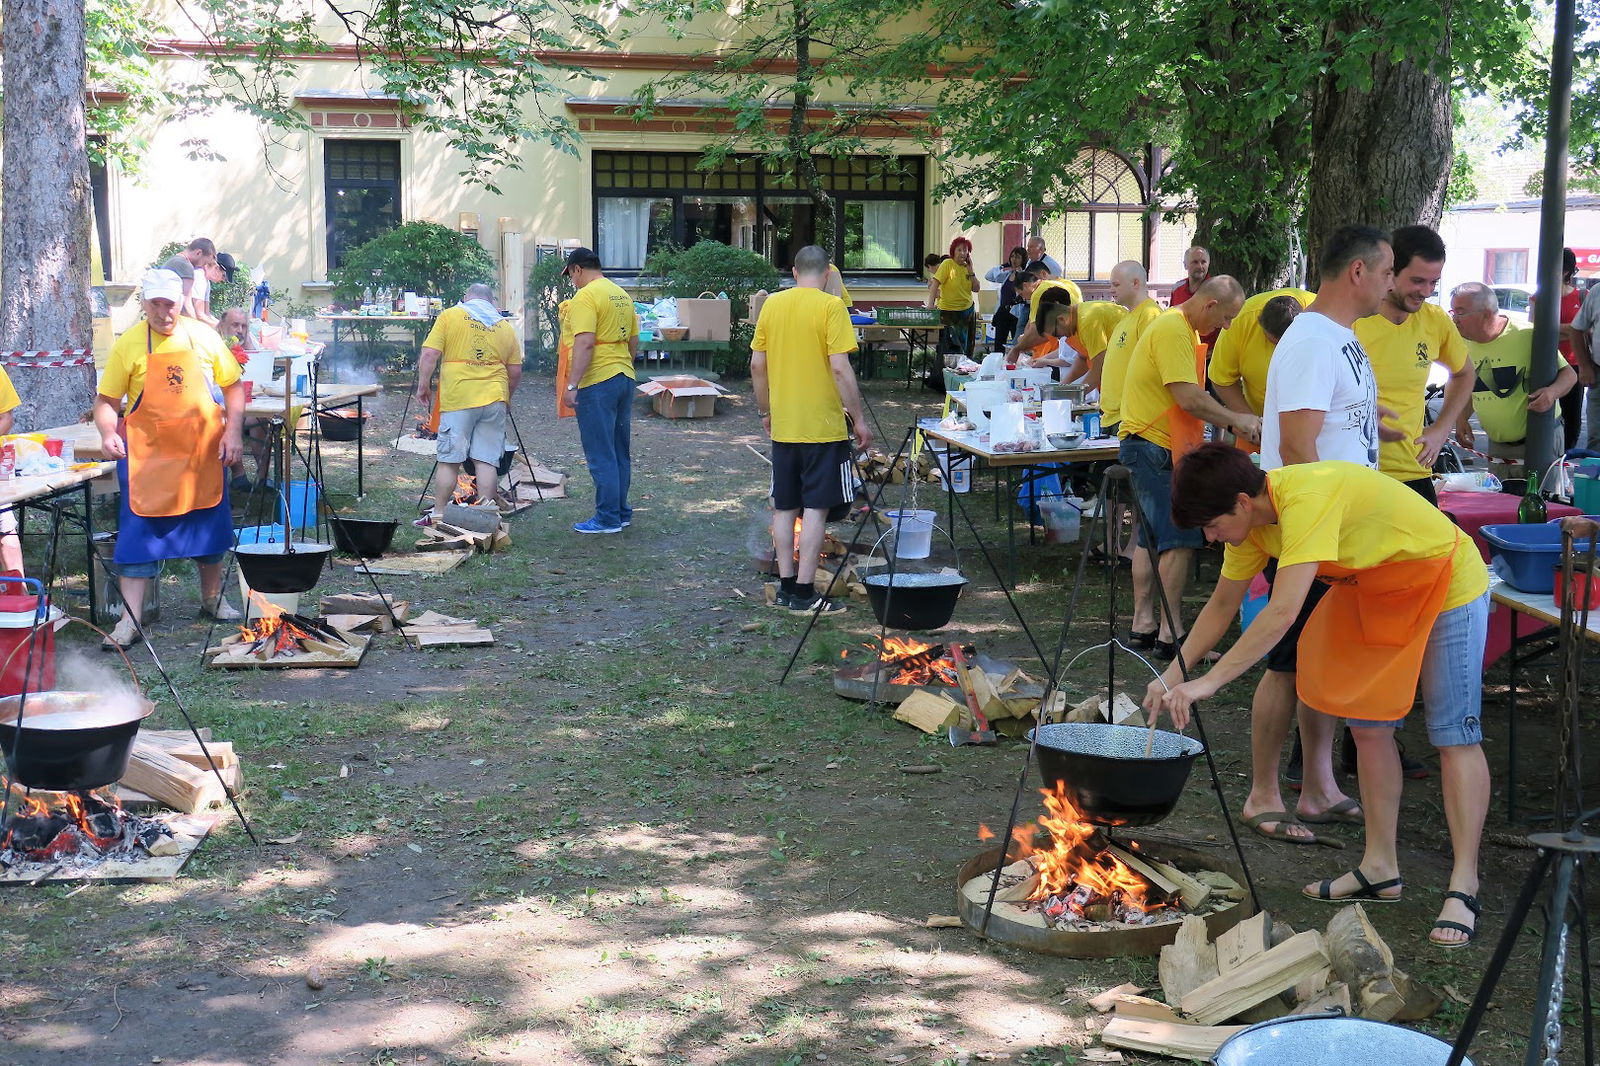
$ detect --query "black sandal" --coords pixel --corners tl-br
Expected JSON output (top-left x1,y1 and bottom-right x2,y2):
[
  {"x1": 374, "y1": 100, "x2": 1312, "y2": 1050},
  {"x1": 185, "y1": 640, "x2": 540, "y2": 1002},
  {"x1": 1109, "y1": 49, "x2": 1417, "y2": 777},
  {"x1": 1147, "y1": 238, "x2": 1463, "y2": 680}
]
[
  {"x1": 1430, "y1": 890, "x2": 1481, "y2": 948},
  {"x1": 1303, "y1": 867, "x2": 1404, "y2": 903},
  {"x1": 1129, "y1": 629, "x2": 1157, "y2": 649}
]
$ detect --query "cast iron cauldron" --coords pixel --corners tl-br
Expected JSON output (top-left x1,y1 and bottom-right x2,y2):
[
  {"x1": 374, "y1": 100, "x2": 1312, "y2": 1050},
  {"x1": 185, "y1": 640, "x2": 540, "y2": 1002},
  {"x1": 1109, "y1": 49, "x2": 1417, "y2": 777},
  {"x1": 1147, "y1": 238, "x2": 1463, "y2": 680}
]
[
  {"x1": 317, "y1": 408, "x2": 368, "y2": 441},
  {"x1": 1028, "y1": 722, "x2": 1203, "y2": 827},
  {"x1": 329, "y1": 517, "x2": 398, "y2": 559},
  {"x1": 0, "y1": 691, "x2": 156, "y2": 791},
  {"x1": 1213, "y1": 1013, "x2": 1472, "y2": 1065},
  {"x1": 862, "y1": 571, "x2": 966, "y2": 630},
  {"x1": 234, "y1": 542, "x2": 334, "y2": 593}
]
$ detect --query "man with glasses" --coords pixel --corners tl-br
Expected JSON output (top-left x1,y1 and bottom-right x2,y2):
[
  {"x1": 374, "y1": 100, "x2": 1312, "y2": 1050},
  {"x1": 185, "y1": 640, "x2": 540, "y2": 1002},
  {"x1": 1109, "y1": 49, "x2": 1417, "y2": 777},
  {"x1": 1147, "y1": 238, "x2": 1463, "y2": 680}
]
[{"x1": 1451, "y1": 282, "x2": 1574, "y2": 473}]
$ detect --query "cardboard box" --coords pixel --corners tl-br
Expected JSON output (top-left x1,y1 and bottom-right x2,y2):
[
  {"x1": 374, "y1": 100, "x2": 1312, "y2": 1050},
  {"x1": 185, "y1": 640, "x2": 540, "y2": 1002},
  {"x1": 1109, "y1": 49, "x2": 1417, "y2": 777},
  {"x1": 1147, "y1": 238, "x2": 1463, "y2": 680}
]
[
  {"x1": 747, "y1": 290, "x2": 771, "y2": 324},
  {"x1": 636, "y1": 376, "x2": 729, "y2": 419},
  {"x1": 677, "y1": 297, "x2": 731, "y2": 341}
]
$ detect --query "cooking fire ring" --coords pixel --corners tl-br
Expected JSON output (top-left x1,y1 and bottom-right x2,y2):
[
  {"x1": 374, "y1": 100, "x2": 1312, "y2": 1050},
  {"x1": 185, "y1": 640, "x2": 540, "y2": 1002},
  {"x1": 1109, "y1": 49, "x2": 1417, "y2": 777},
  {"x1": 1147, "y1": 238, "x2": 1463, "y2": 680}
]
[{"x1": 956, "y1": 839, "x2": 1253, "y2": 958}]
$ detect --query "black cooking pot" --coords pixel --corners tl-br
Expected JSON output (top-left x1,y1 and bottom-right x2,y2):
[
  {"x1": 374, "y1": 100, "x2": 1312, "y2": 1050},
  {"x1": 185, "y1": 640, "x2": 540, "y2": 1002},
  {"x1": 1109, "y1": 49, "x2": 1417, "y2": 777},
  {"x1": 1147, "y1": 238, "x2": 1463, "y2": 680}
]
[
  {"x1": 317, "y1": 408, "x2": 368, "y2": 441},
  {"x1": 329, "y1": 516, "x2": 398, "y2": 558},
  {"x1": 1028, "y1": 722, "x2": 1203, "y2": 827},
  {"x1": 0, "y1": 691, "x2": 156, "y2": 791},
  {"x1": 862, "y1": 571, "x2": 966, "y2": 630},
  {"x1": 234, "y1": 542, "x2": 334, "y2": 593}
]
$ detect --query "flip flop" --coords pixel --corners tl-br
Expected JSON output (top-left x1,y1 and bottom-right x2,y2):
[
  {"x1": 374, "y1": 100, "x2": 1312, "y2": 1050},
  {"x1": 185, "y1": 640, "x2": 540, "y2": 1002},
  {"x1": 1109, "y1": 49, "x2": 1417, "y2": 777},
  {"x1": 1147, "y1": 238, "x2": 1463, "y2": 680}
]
[
  {"x1": 1430, "y1": 890, "x2": 1482, "y2": 948},
  {"x1": 1303, "y1": 867, "x2": 1404, "y2": 903},
  {"x1": 1300, "y1": 798, "x2": 1365, "y2": 825},
  {"x1": 1243, "y1": 810, "x2": 1320, "y2": 846}
]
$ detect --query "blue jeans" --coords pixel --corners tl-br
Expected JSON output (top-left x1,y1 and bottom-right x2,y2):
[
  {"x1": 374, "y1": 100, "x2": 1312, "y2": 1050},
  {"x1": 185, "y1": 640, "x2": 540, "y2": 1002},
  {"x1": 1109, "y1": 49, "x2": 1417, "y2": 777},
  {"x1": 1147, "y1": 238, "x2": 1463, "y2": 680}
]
[
  {"x1": 1350, "y1": 591, "x2": 1488, "y2": 747},
  {"x1": 576, "y1": 371, "x2": 634, "y2": 527},
  {"x1": 1119, "y1": 435, "x2": 1203, "y2": 551}
]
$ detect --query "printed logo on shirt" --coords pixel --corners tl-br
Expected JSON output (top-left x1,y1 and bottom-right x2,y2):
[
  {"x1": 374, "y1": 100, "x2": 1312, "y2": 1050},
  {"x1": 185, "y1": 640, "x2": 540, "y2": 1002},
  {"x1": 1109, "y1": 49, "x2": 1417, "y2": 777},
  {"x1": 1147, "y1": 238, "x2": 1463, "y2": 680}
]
[
  {"x1": 1414, "y1": 341, "x2": 1431, "y2": 368},
  {"x1": 1340, "y1": 340, "x2": 1380, "y2": 467}
]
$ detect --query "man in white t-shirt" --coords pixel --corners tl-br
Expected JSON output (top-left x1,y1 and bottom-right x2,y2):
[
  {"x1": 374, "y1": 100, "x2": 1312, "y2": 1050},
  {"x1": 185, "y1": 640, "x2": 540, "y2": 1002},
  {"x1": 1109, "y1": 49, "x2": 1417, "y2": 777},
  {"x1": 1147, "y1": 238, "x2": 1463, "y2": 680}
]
[{"x1": 1238, "y1": 224, "x2": 1401, "y2": 847}]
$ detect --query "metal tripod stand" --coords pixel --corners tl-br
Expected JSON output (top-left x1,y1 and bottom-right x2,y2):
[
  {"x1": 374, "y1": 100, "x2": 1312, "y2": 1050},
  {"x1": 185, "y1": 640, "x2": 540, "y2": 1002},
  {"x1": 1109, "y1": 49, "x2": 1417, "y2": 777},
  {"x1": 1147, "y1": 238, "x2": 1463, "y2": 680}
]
[{"x1": 1449, "y1": 516, "x2": 1599, "y2": 1066}]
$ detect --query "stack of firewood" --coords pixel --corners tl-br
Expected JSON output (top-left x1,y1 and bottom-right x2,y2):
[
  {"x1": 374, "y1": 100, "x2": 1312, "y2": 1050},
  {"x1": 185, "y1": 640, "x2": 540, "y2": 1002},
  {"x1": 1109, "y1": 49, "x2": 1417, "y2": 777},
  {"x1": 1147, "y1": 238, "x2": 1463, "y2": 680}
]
[
  {"x1": 119, "y1": 729, "x2": 242, "y2": 815},
  {"x1": 893, "y1": 664, "x2": 1061, "y2": 737},
  {"x1": 1091, "y1": 905, "x2": 1442, "y2": 1060},
  {"x1": 855, "y1": 450, "x2": 938, "y2": 485}
]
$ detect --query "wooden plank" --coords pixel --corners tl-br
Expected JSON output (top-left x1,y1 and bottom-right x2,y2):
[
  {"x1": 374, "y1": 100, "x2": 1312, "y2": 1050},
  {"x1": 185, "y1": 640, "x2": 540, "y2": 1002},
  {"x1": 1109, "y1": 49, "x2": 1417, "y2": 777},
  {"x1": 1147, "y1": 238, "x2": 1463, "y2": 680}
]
[
  {"x1": 1100, "y1": 1016, "x2": 1247, "y2": 1059},
  {"x1": 1158, "y1": 915, "x2": 1218, "y2": 1006},
  {"x1": 1087, "y1": 983, "x2": 1148, "y2": 1014},
  {"x1": 407, "y1": 628, "x2": 494, "y2": 648},
  {"x1": 1108, "y1": 996, "x2": 1183, "y2": 1024},
  {"x1": 1215, "y1": 911, "x2": 1271, "y2": 974},
  {"x1": 343, "y1": 550, "x2": 470, "y2": 576},
  {"x1": 1179, "y1": 930, "x2": 1330, "y2": 1026},
  {"x1": 1105, "y1": 843, "x2": 1181, "y2": 899}
]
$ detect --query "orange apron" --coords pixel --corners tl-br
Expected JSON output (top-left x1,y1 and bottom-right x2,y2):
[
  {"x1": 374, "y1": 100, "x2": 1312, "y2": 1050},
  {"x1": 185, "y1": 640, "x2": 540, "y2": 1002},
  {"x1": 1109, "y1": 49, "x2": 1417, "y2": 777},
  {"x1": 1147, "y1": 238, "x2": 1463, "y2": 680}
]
[
  {"x1": 1296, "y1": 543, "x2": 1456, "y2": 721},
  {"x1": 1126, "y1": 342, "x2": 1208, "y2": 459},
  {"x1": 125, "y1": 327, "x2": 224, "y2": 518}
]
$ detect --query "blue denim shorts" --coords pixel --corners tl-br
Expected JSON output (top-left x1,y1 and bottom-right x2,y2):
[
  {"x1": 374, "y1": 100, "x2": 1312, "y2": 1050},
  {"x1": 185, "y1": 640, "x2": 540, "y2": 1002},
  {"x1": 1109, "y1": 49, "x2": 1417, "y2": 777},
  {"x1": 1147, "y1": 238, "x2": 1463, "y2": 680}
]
[
  {"x1": 1349, "y1": 591, "x2": 1488, "y2": 747},
  {"x1": 116, "y1": 551, "x2": 226, "y2": 579},
  {"x1": 1119, "y1": 435, "x2": 1204, "y2": 552}
]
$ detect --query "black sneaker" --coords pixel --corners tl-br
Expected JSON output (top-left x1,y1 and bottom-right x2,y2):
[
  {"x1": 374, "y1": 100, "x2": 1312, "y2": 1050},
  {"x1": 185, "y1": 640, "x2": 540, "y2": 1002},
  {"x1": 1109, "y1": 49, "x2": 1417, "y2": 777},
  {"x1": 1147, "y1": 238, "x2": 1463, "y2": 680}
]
[{"x1": 789, "y1": 592, "x2": 847, "y2": 616}]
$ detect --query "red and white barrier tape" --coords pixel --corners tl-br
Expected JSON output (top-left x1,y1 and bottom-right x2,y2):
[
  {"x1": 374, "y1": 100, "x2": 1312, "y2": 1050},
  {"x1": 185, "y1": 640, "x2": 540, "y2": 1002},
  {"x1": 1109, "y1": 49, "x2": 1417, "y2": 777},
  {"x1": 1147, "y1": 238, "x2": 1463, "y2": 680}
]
[{"x1": 0, "y1": 349, "x2": 93, "y2": 368}]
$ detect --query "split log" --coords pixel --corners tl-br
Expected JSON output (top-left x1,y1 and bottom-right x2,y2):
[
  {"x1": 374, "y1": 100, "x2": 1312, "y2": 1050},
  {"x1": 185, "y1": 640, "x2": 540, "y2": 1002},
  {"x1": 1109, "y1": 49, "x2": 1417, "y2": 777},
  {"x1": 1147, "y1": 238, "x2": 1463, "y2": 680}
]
[
  {"x1": 1087, "y1": 983, "x2": 1147, "y2": 1014},
  {"x1": 120, "y1": 748, "x2": 226, "y2": 814},
  {"x1": 1326, "y1": 905, "x2": 1405, "y2": 1021},
  {"x1": 1157, "y1": 915, "x2": 1218, "y2": 1006},
  {"x1": 1215, "y1": 911, "x2": 1270, "y2": 974},
  {"x1": 319, "y1": 595, "x2": 408, "y2": 630},
  {"x1": 1389, "y1": 968, "x2": 1444, "y2": 1022},
  {"x1": 1179, "y1": 930, "x2": 1329, "y2": 1026},
  {"x1": 1106, "y1": 995, "x2": 1178, "y2": 1023},
  {"x1": 1291, "y1": 981, "x2": 1351, "y2": 1017},
  {"x1": 441, "y1": 502, "x2": 502, "y2": 534},
  {"x1": 1105, "y1": 843, "x2": 1180, "y2": 899},
  {"x1": 1100, "y1": 1017, "x2": 1246, "y2": 1059},
  {"x1": 135, "y1": 733, "x2": 237, "y2": 770},
  {"x1": 992, "y1": 872, "x2": 1040, "y2": 903},
  {"x1": 891, "y1": 690, "x2": 965, "y2": 734},
  {"x1": 1144, "y1": 856, "x2": 1212, "y2": 911}
]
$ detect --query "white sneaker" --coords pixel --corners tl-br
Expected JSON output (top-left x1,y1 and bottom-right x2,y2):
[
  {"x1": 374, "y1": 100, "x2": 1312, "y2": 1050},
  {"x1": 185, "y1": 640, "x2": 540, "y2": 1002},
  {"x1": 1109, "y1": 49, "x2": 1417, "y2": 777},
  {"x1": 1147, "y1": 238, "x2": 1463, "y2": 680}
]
[
  {"x1": 203, "y1": 597, "x2": 242, "y2": 621},
  {"x1": 102, "y1": 614, "x2": 140, "y2": 649}
]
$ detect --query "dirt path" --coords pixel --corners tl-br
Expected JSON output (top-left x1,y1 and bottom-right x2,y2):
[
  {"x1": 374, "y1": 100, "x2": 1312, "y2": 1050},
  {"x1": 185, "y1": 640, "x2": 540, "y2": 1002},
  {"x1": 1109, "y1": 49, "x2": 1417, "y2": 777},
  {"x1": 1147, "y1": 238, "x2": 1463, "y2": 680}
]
[{"x1": 1, "y1": 371, "x2": 1567, "y2": 1065}]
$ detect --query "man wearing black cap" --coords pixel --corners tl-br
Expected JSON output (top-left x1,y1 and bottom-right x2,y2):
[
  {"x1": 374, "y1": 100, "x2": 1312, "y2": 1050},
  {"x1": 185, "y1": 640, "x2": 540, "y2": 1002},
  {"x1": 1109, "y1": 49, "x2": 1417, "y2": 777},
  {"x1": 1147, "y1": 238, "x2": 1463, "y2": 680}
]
[
  {"x1": 162, "y1": 238, "x2": 218, "y2": 320},
  {"x1": 563, "y1": 248, "x2": 639, "y2": 534},
  {"x1": 191, "y1": 252, "x2": 238, "y2": 328}
]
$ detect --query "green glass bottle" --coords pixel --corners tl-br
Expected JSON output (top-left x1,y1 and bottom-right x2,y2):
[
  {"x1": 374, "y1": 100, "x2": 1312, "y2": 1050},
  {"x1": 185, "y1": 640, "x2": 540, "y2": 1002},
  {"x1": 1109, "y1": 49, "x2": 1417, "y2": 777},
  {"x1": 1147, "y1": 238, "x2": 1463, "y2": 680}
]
[{"x1": 1518, "y1": 470, "x2": 1547, "y2": 524}]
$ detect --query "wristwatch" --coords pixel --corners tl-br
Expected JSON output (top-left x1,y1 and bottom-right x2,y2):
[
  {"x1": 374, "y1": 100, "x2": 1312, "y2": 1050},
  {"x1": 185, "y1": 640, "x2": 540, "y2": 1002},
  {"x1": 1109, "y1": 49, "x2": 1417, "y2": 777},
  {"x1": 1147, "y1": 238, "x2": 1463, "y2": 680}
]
[{"x1": 565, "y1": 385, "x2": 577, "y2": 391}]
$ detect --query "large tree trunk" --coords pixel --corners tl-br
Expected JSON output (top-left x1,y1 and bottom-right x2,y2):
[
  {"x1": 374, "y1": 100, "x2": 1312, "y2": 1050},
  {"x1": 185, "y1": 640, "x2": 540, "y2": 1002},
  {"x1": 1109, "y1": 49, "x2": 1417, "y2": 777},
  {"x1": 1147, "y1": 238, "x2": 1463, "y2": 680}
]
[
  {"x1": 1306, "y1": 17, "x2": 1452, "y2": 286},
  {"x1": 789, "y1": 3, "x2": 836, "y2": 260},
  {"x1": 1, "y1": 0, "x2": 96, "y2": 429}
]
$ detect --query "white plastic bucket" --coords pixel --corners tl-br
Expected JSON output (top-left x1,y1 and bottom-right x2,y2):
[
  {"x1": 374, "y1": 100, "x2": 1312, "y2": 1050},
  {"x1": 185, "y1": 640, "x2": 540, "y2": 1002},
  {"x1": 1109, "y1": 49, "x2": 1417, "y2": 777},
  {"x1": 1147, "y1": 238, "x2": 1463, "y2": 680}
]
[
  {"x1": 932, "y1": 450, "x2": 971, "y2": 494},
  {"x1": 886, "y1": 509, "x2": 937, "y2": 559}
]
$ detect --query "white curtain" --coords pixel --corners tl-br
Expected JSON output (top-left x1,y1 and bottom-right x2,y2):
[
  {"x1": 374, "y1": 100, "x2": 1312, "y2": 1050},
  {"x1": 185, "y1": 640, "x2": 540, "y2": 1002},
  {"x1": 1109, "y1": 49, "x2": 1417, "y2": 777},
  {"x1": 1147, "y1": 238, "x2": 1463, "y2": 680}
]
[
  {"x1": 862, "y1": 201, "x2": 915, "y2": 269},
  {"x1": 598, "y1": 198, "x2": 655, "y2": 270}
]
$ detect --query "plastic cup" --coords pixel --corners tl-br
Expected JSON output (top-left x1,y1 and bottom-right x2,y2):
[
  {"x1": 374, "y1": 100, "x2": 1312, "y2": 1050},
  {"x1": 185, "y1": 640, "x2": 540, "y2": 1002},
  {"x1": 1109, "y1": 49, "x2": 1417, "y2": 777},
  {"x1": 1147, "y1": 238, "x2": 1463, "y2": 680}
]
[
  {"x1": 241, "y1": 380, "x2": 255, "y2": 403},
  {"x1": 42, "y1": 438, "x2": 62, "y2": 458}
]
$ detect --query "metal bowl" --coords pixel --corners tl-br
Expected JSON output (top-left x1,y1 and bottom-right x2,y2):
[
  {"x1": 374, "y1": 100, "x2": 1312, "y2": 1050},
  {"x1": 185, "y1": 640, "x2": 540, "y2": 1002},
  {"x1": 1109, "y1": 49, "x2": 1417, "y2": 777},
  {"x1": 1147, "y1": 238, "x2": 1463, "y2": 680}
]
[{"x1": 1046, "y1": 432, "x2": 1082, "y2": 450}]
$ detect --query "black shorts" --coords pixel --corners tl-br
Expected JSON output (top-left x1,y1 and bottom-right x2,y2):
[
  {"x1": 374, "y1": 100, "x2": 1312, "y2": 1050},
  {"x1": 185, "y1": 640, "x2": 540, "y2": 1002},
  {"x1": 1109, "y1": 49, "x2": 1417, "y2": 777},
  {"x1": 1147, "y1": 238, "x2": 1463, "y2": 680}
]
[
  {"x1": 772, "y1": 440, "x2": 855, "y2": 513},
  {"x1": 1404, "y1": 476, "x2": 1439, "y2": 507},
  {"x1": 1262, "y1": 558, "x2": 1331, "y2": 673}
]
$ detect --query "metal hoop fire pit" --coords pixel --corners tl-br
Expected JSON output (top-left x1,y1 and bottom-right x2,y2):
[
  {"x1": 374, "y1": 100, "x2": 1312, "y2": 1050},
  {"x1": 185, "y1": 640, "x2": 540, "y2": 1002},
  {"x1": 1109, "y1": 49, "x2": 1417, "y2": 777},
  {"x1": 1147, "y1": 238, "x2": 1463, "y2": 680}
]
[{"x1": 956, "y1": 839, "x2": 1252, "y2": 958}]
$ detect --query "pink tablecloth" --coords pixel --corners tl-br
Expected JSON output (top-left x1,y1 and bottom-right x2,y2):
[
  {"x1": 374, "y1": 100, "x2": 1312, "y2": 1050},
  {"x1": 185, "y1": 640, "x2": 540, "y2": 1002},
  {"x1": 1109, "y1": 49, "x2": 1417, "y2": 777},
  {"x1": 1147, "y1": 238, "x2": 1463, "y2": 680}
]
[{"x1": 1437, "y1": 490, "x2": 1581, "y2": 665}]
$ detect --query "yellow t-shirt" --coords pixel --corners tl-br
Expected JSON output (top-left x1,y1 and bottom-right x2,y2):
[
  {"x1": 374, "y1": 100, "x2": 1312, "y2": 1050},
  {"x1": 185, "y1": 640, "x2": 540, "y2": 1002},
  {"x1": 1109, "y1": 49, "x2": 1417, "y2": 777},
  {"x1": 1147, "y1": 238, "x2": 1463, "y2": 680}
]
[
  {"x1": 569, "y1": 277, "x2": 639, "y2": 389},
  {"x1": 1208, "y1": 287, "x2": 1315, "y2": 415},
  {"x1": 100, "y1": 317, "x2": 241, "y2": 405},
  {"x1": 421, "y1": 305, "x2": 521, "y2": 413},
  {"x1": 752, "y1": 287, "x2": 858, "y2": 443},
  {"x1": 934, "y1": 259, "x2": 976, "y2": 312},
  {"x1": 1464, "y1": 320, "x2": 1536, "y2": 443},
  {"x1": 1354, "y1": 303, "x2": 1469, "y2": 482},
  {"x1": 1072, "y1": 302, "x2": 1125, "y2": 361},
  {"x1": 1028, "y1": 279, "x2": 1085, "y2": 327},
  {"x1": 1117, "y1": 308, "x2": 1201, "y2": 451},
  {"x1": 1099, "y1": 297, "x2": 1161, "y2": 425},
  {"x1": 0, "y1": 366, "x2": 19, "y2": 415},
  {"x1": 1221, "y1": 461, "x2": 1488, "y2": 611}
]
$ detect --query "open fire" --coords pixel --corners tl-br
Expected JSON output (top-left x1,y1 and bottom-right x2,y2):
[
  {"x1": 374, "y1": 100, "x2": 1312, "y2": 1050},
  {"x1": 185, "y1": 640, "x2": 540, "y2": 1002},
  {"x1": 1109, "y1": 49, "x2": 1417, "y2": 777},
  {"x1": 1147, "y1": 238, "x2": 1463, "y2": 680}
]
[
  {"x1": 234, "y1": 594, "x2": 353, "y2": 660},
  {"x1": 1, "y1": 786, "x2": 176, "y2": 870},
  {"x1": 872, "y1": 637, "x2": 958, "y2": 686},
  {"x1": 451, "y1": 473, "x2": 479, "y2": 505},
  {"x1": 967, "y1": 784, "x2": 1237, "y2": 932}
]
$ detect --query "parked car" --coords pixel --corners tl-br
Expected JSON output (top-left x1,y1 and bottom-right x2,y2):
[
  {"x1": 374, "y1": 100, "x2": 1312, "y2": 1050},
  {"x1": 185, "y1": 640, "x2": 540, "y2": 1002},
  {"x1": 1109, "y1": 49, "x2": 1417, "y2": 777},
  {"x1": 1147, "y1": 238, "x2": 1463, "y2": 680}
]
[{"x1": 1492, "y1": 284, "x2": 1533, "y2": 326}]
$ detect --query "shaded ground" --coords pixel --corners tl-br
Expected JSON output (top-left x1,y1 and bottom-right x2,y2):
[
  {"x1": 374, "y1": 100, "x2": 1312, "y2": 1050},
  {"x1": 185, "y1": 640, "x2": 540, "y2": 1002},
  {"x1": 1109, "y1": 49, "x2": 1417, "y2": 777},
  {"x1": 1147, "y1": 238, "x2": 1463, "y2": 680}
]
[{"x1": 3, "y1": 366, "x2": 1593, "y2": 1065}]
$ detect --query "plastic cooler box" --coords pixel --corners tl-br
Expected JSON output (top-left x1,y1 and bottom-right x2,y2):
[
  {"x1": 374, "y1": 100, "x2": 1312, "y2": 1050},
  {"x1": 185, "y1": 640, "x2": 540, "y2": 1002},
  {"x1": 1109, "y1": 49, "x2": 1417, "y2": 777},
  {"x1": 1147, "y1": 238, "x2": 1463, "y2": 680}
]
[
  {"x1": 0, "y1": 576, "x2": 54, "y2": 696},
  {"x1": 1481, "y1": 523, "x2": 1564, "y2": 593}
]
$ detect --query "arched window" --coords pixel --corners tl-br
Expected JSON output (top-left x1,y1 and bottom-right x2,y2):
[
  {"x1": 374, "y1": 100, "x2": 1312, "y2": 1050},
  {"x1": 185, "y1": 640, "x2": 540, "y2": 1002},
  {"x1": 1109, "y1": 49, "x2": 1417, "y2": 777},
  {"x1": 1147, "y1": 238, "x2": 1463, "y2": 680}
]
[{"x1": 1035, "y1": 149, "x2": 1149, "y2": 281}]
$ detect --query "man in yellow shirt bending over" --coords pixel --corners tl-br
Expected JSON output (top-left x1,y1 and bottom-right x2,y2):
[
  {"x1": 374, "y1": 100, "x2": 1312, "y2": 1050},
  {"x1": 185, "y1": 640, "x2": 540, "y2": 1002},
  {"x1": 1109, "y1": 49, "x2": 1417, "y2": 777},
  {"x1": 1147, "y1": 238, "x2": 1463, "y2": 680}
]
[
  {"x1": 752, "y1": 246, "x2": 873, "y2": 614},
  {"x1": 414, "y1": 283, "x2": 522, "y2": 526}
]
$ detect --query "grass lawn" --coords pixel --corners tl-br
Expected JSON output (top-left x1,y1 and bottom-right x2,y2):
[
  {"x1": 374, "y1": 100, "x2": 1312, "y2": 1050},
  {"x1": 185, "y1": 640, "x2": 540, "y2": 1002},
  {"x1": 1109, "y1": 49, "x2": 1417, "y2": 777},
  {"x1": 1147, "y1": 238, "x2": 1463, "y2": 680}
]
[{"x1": 0, "y1": 368, "x2": 1577, "y2": 1065}]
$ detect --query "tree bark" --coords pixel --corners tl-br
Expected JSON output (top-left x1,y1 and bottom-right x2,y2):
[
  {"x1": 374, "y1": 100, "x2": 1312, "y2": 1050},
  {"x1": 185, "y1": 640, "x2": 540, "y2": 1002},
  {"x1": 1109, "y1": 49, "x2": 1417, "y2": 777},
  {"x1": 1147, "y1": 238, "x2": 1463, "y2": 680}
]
[
  {"x1": 1, "y1": 0, "x2": 96, "y2": 429},
  {"x1": 790, "y1": 0, "x2": 836, "y2": 260},
  {"x1": 1306, "y1": 14, "x2": 1452, "y2": 286}
]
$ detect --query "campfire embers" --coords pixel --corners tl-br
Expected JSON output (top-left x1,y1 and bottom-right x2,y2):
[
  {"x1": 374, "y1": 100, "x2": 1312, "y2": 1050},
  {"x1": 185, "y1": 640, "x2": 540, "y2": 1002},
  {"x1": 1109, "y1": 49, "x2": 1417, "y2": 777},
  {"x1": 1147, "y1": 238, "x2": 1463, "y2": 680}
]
[
  {"x1": 233, "y1": 595, "x2": 352, "y2": 660},
  {"x1": 961, "y1": 785, "x2": 1245, "y2": 945},
  {"x1": 451, "y1": 473, "x2": 479, "y2": 505},
  {"x1": 876, "y1": 637, "x2": 959, "y2": 686},
  {"x1": 1, "y1": 787, "x2": 174, "y2": 869}
]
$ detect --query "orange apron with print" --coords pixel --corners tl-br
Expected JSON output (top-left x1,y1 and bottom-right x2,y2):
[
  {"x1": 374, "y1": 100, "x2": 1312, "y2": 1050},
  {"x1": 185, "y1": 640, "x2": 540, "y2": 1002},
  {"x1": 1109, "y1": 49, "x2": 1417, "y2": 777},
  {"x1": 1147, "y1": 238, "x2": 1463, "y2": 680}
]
[
  {"x1": 126, "y1": 331, "x2": 224, "y2": 518},
  {"x1": 555, "y1": 299, "x2": 576, "y2": 419},
  {"x1": 1296, "y1": 546, "x2": 1455, "y2": 721}
]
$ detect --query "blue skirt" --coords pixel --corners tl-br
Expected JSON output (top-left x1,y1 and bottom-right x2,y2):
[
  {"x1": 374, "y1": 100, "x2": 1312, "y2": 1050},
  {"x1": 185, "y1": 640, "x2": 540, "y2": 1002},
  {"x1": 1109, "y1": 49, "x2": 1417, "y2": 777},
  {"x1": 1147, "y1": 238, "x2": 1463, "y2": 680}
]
[{"x1": 112, "y1": 459, "x2": 233, "y2": 566}]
